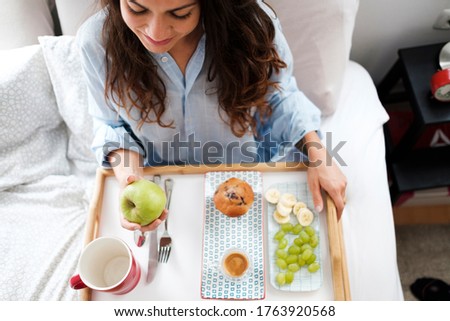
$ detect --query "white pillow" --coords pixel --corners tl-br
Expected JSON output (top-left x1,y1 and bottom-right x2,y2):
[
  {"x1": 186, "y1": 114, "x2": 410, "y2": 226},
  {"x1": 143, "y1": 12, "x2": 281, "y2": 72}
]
[
  {"x1": 266, "y1": 0, "x2": 359, "y2": 115},
  {"x1": 39, "y1": 36, "x2": 97, "y2": 176},
  {"x1": 0, "y1": 45, "x2": 70, "y2": 190},
  {"x1": 0, "y1": 0, "x2": 55, "y2": 49},
  {"x1": 55, "y1": 0, "x2": 102, "y2": 35}
]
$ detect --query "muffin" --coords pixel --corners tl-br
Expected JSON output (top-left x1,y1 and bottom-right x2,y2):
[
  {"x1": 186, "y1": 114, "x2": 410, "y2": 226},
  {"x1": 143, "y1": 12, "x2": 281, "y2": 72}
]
[{"x1": 213, "y1": 177, "x2": 254, "y2": 217}]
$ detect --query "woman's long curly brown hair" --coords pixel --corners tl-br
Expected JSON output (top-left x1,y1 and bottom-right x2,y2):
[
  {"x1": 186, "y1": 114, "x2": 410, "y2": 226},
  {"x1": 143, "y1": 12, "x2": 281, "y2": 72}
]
[{"x1": 101, "y1": 0, "x2": 286, "y2": 137}]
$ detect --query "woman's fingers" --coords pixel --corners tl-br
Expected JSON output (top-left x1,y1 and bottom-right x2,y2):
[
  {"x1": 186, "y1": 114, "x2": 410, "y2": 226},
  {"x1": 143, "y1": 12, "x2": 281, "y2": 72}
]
[
  {"x1": 306, "y1": 160, "x2": 347, "y2": 220},
  {"x1": 120, "y1": 215, "x2": 141, "y2": 231},
  {"x1": 308, "y1": 175, "x2": 323, "y2": 213},
  {"x1": 126, "y1": 175, "x2": 141, "y2": 185},
  {"x1": 159, "y1": 209, "x2": 169, "y2": 221},
  {"x1": 140, "y1": 219, "x2": 163, "y2": 232},
  {"x1": 121, "y1": 209, "x2": 169, "y2": 232},
  {"x1": 327, "y1": 179, "x2": 347, "y2": 220},
  {"x1": 330, "y1": 190, "x2": 345, "y2": 220},
  {"x1": 140, "y1": 209, "x2": 168, "y2": 232}
]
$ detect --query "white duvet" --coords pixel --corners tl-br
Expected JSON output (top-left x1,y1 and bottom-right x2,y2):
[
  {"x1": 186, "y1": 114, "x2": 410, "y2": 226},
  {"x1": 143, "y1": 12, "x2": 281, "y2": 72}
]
[{"x1": 0, "y1": 175, "x2": 93, "y2": 300}]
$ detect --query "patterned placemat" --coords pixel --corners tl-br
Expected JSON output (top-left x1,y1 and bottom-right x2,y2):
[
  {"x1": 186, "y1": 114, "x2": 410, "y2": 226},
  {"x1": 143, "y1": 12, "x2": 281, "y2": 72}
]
[
  {"x1": 266, "y1": 182, "x2": 323, "y2": 292},
  {"x1": 201, "y1": 171, "x2": 265, "y2": 300}
]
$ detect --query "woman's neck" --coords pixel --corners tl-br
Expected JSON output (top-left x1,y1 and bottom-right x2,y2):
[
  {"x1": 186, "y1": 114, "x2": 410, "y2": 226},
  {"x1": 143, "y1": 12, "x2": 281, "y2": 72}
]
[{"x1": 169, "y1": 23, "x2": 204, "y2": 75}]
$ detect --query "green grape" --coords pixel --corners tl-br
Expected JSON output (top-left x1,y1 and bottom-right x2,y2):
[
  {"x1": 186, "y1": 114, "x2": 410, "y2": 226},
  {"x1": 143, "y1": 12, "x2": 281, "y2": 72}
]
[
  {"x1": 281, "y1": 222, "x2": 294, "y2": 232},
  {"x1": 285, "y1": 271, "x2": 295, "y2": 284},
  {"x1": 304, "y1": 226, "x2": 316, "y2": 236},
  {"x1": 275, "y1": 249, "x2": 288, "y2": 259},
  {"x1": 278, "y1": 238, "x2": 288, "y2": 249},
  {"x1": 298, "y1": 257, "x2": 306, "y2": 267},
  {"x1": 276, "y1": 258, "x2": 287, "y2": 270},
  {"x1": 309, "y1": 235, "x2": 319, "y2": 248},
  {"x1": 288, "y1": 244, "x2": 301, "y2": 255},
  {"x1": 300, "y1": 243, "x2": 312, "y2": 253},
  {"x1": 286, "y1": 254, "x2": 298, "y2": 264},
  {"x1": 276, "y1": 272, "x2": 286, "y2": 285},
  {"x1": 288, "y1": 263, "x2": 300, "y2": 272},
  {"x1": 301, "y1": 248, "x2": 313, "y2": 261},
  {"x1": 294, "y1": 237, "x2": 304, "y2": 247},
  {"x1": 306, "y1": 253, "x2": 317, "y2": 265},
  {"x1": 274, "y1": 230, "x2": 285, "y2": 241},
  {"x1": 299, "y1": 231, "x2": 310, "y2": 243},
  {"x1": 308, "y1": 262, "x2": 320, "y2": 273},
  {"x1": 292, "y1": 224, "x2": 303, "y2": 235}
]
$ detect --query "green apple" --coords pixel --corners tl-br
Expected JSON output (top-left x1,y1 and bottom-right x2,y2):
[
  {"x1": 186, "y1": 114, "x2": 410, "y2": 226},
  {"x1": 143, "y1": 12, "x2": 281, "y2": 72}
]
[{"x1": 120, "y1": 179, "x2": 167, "y2": 226}]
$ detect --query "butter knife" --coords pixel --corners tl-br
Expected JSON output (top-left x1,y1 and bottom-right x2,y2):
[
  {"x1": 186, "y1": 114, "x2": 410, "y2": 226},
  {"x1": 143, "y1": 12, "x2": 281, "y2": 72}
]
[{"x1": 146, "y1": 174, "x2": 161, "y2": 283}]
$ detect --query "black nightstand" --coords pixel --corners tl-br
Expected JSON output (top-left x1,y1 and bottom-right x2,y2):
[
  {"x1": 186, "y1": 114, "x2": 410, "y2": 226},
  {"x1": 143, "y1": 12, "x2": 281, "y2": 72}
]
[{"x1": 377, "y1": 43, "x2": 450, "y2": 204}]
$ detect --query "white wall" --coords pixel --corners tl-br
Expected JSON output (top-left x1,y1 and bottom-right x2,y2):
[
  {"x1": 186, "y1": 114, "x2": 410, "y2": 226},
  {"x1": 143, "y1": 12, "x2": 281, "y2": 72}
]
[{"x1": 351, "y1": 0, "x2": 450, "y2": 84}]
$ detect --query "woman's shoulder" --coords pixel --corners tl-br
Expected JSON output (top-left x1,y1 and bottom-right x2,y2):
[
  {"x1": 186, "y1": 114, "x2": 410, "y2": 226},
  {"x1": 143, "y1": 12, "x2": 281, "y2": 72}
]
[
  {"x1": 258, "y1": 1, "x2": 277, "y2": 19},
  {"x1": 76, "y1": 8, "x2": 107, "y2": 50},
  {"x1": 258, "y1": 1, "x2": 281, "y2": 26},
  {"x1": 257, "y1": 1, "x2": 287, "y2": 51}
]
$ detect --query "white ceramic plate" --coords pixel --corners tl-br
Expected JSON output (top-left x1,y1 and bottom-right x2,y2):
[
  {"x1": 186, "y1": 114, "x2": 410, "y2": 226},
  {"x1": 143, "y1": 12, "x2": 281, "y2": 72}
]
[
  {"x1": 201, "y1": 171, "x2": 265, "y2": 300},
  {"x1": 266, "y1": 182, "x2": 323, "y2": 292}
]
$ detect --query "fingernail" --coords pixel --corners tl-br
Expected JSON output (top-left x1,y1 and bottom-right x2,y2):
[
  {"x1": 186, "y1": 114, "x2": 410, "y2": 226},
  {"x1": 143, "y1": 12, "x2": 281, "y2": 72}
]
[{"x1": 315, "y1": 205, "x2": 323, "y2": 212}]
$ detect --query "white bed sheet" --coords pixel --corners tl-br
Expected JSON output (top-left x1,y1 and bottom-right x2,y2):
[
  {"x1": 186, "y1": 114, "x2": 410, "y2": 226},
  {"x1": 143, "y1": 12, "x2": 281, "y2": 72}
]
[{"x1": 321, "y1": 61, "x2": 403, "y2": 300}]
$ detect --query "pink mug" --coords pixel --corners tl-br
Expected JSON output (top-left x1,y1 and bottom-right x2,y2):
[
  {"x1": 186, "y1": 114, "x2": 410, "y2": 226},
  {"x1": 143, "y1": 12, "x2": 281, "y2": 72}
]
[{"x1": 70, "y1": 236, "x2": 141, "y2": 295}]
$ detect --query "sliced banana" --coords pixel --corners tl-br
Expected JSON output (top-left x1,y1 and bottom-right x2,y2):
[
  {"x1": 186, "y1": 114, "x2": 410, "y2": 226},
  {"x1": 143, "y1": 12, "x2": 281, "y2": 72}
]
[
  {"x1": 296, "y1": 207, "x2": 314, "y2": 226},
  {"x1": 279, "y1": 193, "x2": 297, "y2": 208},
  {"x1": 293, "y1": 201, "x2": 307, "y2": 215},
  {"x1": 276, "y1": 202, "x2": 292, "y2": 217},
  {"x1": 264, "y1": 188, "x2": 281, "y2": 204},
  {"x1": 273, "y1": 210, "x2": 291, "y2": 224}
]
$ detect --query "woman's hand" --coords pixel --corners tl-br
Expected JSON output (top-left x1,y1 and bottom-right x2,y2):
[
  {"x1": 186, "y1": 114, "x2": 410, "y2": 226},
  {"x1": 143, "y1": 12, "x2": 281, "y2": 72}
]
[
  {"x1": 108, "y1": 148, "x2": 167, "y2": 232},
  {"x1": 302, "y1": 132, "x2": 347, "y2": 220},
  {"x1": 119, "y1": 174, "x2": 167, "y2": 232}
]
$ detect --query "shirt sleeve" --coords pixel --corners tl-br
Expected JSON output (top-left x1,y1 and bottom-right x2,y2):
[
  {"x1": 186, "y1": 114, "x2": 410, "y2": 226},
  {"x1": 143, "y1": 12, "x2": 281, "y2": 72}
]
[
  {"x1": 255, "y1": 3, "x2": 322, "y2": 162},
  {"x1": 76, "y1": 11, "x2": 145, "y2": 167}
]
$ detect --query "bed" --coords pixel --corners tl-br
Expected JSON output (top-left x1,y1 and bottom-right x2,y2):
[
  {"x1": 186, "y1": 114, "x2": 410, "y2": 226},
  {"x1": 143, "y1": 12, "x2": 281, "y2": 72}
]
[{"x1": 0, "y1": 0, "x2": 403, "y2": 300}]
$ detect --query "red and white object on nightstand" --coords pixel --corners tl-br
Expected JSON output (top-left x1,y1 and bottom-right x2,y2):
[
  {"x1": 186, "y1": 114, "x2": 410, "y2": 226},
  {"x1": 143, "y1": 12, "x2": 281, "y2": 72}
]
[{"x1": 431, "y1": 42, "x2": 450, "y2": 101}]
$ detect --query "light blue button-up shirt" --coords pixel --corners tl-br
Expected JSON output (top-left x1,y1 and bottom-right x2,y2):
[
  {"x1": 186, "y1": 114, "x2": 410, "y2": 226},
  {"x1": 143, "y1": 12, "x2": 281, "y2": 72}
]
[{"x1": 77, "y1": 5, "x2": 321, "y2": 167}]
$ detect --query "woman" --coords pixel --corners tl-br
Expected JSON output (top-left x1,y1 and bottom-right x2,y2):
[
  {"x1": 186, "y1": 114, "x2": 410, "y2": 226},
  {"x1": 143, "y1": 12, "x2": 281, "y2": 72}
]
[{"x1": 77, "y1": 0, "x2": 346, "y2": 232}]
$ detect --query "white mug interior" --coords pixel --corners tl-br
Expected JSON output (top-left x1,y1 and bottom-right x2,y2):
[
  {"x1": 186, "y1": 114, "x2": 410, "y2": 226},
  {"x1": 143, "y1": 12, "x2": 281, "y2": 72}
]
[{"x1": 78, "y1": 237, "x2": 132, "y2": 290}]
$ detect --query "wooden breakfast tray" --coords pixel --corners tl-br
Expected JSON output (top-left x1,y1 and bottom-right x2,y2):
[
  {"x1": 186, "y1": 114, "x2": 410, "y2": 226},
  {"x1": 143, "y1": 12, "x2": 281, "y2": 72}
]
[{"x1": 81, "y1": 162, "x2": 350, "y2": 301}]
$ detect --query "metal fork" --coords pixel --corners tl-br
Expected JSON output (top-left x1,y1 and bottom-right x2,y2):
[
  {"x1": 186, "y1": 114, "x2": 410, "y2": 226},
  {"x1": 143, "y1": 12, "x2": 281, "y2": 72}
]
[{"x1": 158, "y1": 178, "x2": 173, "y2": 263}]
